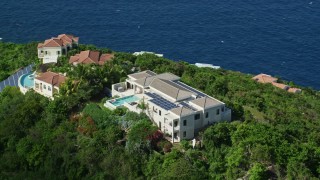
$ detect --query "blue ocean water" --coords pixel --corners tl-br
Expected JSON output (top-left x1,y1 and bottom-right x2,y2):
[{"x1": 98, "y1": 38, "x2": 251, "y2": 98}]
[{"x1": 1, "y1": 0, "x2": 319, "y2": 89}]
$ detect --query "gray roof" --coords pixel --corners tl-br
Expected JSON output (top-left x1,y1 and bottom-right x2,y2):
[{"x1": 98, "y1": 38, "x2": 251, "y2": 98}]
[
  {"x1": 156, "y1": 73, "x2": 180, "y2": 81},
  {"x1": 190, "y1": 96, "x2": 223, "y2": 108},
  {"x1": 128, "y1": 70, "x2": 157, "y2": 80},
  {"x1": 170, "y1": 106, "x2": 195, "y2": 117},
  {"x1": 135, "y1": 72, "x2": 180, "y2": 87},
  {"x1": 150, "y1": 78, "x2": 194, "y2": 101}
]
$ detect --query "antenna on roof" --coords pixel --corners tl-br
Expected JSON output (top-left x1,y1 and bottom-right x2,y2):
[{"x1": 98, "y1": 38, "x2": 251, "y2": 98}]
[
  {"x1": 204, "y1": 96, "x2": 207, "y2": 108},
  {"x1": 175, "y1": 89, "x2": 180, "y2": 100},
  {"x1": 143, "y1": 77, "x2": 147, "y2": 86},
  {"x1": 180, "y1": 106, "x2": 183, "y2": 116}
]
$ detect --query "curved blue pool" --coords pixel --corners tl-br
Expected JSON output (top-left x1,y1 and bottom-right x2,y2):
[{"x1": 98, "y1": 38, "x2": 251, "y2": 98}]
[{"x1": 20, "y1": 73, "x2": 34, "y2": 88}]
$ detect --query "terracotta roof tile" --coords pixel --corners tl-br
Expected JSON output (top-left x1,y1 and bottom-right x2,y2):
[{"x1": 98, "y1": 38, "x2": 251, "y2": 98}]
[
  {"x1": 57, "y1": 34, "x2": 79, "y2": 45},
  {"x1": 69, "y1": 50, "x2": 113, "y2": 65},
  {"x1": 99, "y1": 54, "x2": 114, "y2": 65},
  {"x1": 288, "y1": 88, "x2": 302, "y2": 93},
  {"x1": 69, "y1": 54, "x2": 80, "y2": 63},
  {"x1": 271, "y1": 82, "x2": 290, "y2": 90},
  {"x1": 35, "y1": 72, "x2": 66, "y2": 87},
  {"x1": 38, "y1": 34, "x2": 79, "y2": 48},
  {"x1": 252, "y1": 74, "x2": 278, "y2": 84},
  {"x1": 42, "y1": 38, "x2": 64, "y2": 47},
  {"x1": 38, "y1": 43, "x2": 44, "y2": 48}
]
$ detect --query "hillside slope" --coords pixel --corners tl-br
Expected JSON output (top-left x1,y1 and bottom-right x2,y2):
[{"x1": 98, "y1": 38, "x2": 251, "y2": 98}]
[{"x1": 0, "y1": 42, "x2": 319, "y2": 179}]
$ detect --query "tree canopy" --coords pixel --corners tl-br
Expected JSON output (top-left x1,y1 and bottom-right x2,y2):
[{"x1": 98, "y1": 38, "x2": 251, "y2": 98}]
[{"x1": 0, "y1": 42, "x2": 319, "y2": 179}]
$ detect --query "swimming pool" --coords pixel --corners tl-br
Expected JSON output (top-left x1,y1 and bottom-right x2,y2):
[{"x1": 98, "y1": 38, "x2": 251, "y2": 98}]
[
  {"x1": 20, "y1": 73, "x2": 34, "y2": 88},
  {"x1": 110, "y1": 95, "x2": 140, "y2": 107}
]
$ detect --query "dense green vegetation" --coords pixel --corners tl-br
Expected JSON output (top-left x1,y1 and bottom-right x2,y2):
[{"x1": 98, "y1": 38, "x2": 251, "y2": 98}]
[
  {"x1": 0, "y1": 42, "x2": 319, "y2": 179},
  {"x1": 0, "y1": 42, "x2": 38, "y2": 81}
]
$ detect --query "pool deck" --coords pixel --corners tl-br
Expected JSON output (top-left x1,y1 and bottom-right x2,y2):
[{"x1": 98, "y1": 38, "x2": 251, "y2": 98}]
[
  {"x1": 18, "y1": 72, "x2": 35, "y2": 94},
  {"x1": 0, "y1": 64, "x2": 34, "y2": 92},
  {"x1": 104, "y1": 90, "x2": 146, "y2": 111}
]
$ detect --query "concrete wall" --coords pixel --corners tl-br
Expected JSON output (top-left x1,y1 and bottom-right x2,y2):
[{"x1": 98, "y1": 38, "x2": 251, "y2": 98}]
[
  {"x1": 222, "y1": 108, "x2": 232, "y2": 122},
  {"x1": 34, "y1": 79, "x2": 57, "y2": 98},
  {"x1": 147, "y1": 101, "x2": 168, "y2": 128},
  {"x1": 193, "y1": 105, "x2": 227, "y2": 132},
  {"x1": 112, "y1": 82, "x2": 126, "y2": 96},
  {"x1": 209, "y1": 106, "x2": 223, "y2": 123},
  {"x1": 38, "y1": 47, "x2": 65, "y2": 63},
  {"x1": 144, "y1": 100, "x2": 231, "y2": 142},
  {"x1": 178, "y1": 114, "x2": 195, "y2": 140},
  {"x1": 193, "y1": 111, "x2": 203, "y2": 131}
]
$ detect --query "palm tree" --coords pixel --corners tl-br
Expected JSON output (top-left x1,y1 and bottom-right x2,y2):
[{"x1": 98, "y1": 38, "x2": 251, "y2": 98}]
[{"x1": 59, "y1": 78, "x2": 82, "y2": 96}]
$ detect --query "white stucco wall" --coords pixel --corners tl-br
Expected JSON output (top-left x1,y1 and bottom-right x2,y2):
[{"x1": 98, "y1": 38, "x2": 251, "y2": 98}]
[
  {"x1": 147, "y1": 101, "x2": 168, "y2": 127},
  {"x1": 178, "y1": 114, "x2": 195, "y2": 140},
  {"x1": 34, "y1": 79, "x2": 58, "y2": 98},
  {"x1": 38, "y1": 47, "x2": 65, "y2": 63}
]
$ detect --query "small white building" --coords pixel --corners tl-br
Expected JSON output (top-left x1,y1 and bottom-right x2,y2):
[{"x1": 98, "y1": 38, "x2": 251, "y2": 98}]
[
  {"x1": 106, "y1": 70, "x2": 231, "y2": 142},
  {"x1": 38, "y1": 34, "x2": 79, "y2": 64},
  {"x1": 34, "y1": 72, "x2": 66, "y2": 99}
]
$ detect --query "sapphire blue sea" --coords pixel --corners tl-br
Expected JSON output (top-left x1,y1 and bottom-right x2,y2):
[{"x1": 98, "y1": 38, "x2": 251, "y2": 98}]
[{"x1": 1, "y1": 0, "x2": 319, "y2": 89}]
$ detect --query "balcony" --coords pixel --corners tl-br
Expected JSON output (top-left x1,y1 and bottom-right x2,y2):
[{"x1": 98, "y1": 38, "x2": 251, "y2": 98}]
[
  {"x1": 38, "y1": 53, "x2": 44, "y2": 58},
  {"x1": 166, "y1": 122, "x2": 180, "y2": 132}
]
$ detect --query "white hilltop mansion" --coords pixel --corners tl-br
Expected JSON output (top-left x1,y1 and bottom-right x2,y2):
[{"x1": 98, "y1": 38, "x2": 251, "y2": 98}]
[
  {"x1": 105, "y1": 70, "x2": 231, "y2": 142},
  {"x1": 37, "y1": 34, "x2": 79, "y2": 64}
]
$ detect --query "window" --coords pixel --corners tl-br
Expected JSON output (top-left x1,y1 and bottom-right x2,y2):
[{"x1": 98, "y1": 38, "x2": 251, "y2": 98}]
[
  {"x1": 153, "y1": 106, "x2": 157, "y2": 113},
  {"x1": 183, "y1": 120, "x2": 187, "y2": 126},
  {"x1": 216, "y1": 109, "x2": 220, "y2": 115},
  {"x1": 183, "y1": 131, "x2": 186, "y2": 137},
  {"x1": 195, "y1": 114, "x2": 200, "y2": 120},
  {"x1": 174, "y1": 121, "x2": 178, "y2": 127},
  {"x1": 57, "y1": 51, "x2": 60, "y2": 55},
  {"x1": 205, "y1": 112, "x2": 209, "y2": 118},
  {"x1": 35, "y1": 83, "x2": 39, "y2": 89},
  {"x1": 48, "y1": 86, "x2": 51, "y2": 91},
  {"x1": 40, "y1": 50, "x2": 43, "y2": 53},
  {"x1": 43, "y1": 85, "x2": 46, "y2": 89},
  {"x1": 174, "y1": 132, "x2": 178, "y2": 139},
  {"x1": 45, "y1": 51, "x2": 48, "y2": 55},
  {"x1": 159, "y1": 110, "x2": 161, "y2": 116},
  {"x1": 222, "y1": 106, "x2": 225, "y2": 112}
]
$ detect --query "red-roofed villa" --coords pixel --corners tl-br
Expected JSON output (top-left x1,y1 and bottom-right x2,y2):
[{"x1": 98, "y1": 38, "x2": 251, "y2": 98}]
[
  {"x1": 38, "y1": 34, "x2": 79, "y2": 64},
  {"x1": 69, "y1": 50, "x2": 114, "y2": 65},
  {"x1": 253, "y1": 73, "x2": 302, "y2": 93},
  {"x1": 34, "y1": 72, "x2": 67, "y2": 99}
]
